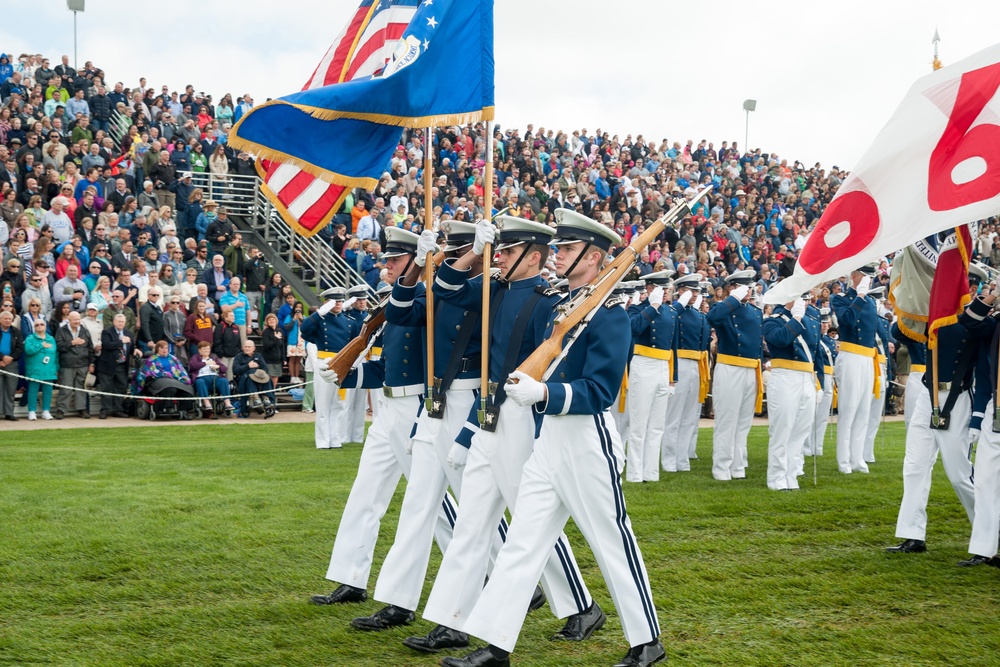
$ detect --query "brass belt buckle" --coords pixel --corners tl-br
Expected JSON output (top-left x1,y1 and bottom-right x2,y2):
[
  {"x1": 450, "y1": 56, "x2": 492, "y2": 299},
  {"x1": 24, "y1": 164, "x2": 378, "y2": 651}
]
[{"x1": 383, "y1": 386, "x2": 392, "y2": 398}]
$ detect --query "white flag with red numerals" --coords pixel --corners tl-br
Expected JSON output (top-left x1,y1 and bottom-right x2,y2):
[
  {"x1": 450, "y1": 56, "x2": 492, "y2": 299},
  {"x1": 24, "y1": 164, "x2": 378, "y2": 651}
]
[{"x1": 766, "y1": 42, "x2": 1000, "y2": 305}]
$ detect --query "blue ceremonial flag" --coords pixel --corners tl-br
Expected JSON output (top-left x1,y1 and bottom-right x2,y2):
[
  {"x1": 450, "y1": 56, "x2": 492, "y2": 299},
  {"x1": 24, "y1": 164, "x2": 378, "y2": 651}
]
[{"x1": 230, "y1": 0, "x2": 494, "y2": 188}]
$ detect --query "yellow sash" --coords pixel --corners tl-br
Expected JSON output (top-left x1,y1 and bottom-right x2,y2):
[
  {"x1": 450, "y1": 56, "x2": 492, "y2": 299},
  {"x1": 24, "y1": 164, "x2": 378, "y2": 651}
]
[
  {"x1": 911, "y1": 364, "x2": 926, "y2": 373},
  {"x1": 618, "y1": 367, "x2": 628, "y2": 413},
  {"x1": 678, "y1": 349, "x2": 711, "y2": 402},
  {"x1": 634, "y1": 345, "x2": 674, "y2": 379},
  {"x1": 838, "y1": 341, "x2": 882, "y2": 399},
  {"x1": 717, "y1": 353, "x2": 763, "y2": 413},
  {"x1": 770, "y1": 358, "x2": 813, "y2": 373}
]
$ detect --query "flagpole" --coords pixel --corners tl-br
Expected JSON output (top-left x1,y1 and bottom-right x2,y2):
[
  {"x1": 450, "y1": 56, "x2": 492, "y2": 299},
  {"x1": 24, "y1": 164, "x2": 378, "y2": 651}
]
[
  {"x1": 479, "y1": 121, "x2": 494, "y2": 427},
  {"x1": 424, "y1": 126, "x2": 436, "y2": 413}
]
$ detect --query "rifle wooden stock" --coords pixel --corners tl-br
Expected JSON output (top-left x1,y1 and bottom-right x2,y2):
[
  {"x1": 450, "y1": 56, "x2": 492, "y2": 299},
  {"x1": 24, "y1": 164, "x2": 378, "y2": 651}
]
[
  {"x1": 328, "y1": 308, "x2": 386, "y2": 378},
  {"x1": 514, "y1": 194, "x2": 700, "y2": 381}
]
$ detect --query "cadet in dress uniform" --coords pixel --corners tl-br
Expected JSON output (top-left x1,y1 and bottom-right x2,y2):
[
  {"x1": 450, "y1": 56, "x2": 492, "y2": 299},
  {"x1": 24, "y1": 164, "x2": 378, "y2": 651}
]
[
  {"x1": 892, "y1": 322, "x2": 926, "y2": 429},
  {"x1": 661, "y1": 273, "x2": 710, "y2": 473},
  {"x1": 763, "y1": 295, "x2": 824, "y2": 490},
  {"x1": 421, "y1": 216, "x2": 601, "y2": 650},
  {"x1": 626, "y1": 271, "x2": 679, "y2": 482},
  {"x1": 707, "y1": 270, "x2": 764, "y2": 481},
  {"x1": 447, "y1": 212, "x2": 664, "y2": 667},
  {"x1": 886, "y1": 265, "x2": 986, "y2": 554},
  {"x1": 300, "y1": 287, "x2": 360, "y2": 450},
  {"x1": 862, "y1": 300, "x2": 892, "y2": 465},
  {"x1": 310, "y1": 229, "x2": 456, "y2": 616},
  {"x1": 367, "y1": 283, "x2": 392, "y2": 421},
  {"x1": 831, "y1": 264, "x2": 881, "y2": 474},
  {"x1": 344, "y1": 283, "x2": 372, "y2": 443},
  {"x1": 805, "y1": 308, "x2": 837, "y2": 458}
]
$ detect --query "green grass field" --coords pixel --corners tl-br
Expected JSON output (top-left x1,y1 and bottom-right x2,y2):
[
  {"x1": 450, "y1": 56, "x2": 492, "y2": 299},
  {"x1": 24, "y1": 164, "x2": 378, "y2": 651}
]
[{"x1": 2, "y1": 422, "x2": 999, "y2": 667}]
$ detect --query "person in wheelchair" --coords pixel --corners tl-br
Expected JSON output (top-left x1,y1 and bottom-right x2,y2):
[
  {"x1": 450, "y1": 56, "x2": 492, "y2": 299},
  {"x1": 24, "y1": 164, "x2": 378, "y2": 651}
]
[
  {"x1": 133, "y1": 339, "x2": 196, "y2": 418},
  {"x1": 189, "y1": 340, "x2": 235, "y2": 418},
  {"x1": 232, "y1": 339, "x2": 276, "y2": 418}
]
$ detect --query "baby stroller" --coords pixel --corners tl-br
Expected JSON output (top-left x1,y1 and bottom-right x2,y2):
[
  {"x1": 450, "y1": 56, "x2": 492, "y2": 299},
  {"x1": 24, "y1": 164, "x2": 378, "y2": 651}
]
[{"x1": 135, "y1": 377, "x2": 201, "y2": 421}]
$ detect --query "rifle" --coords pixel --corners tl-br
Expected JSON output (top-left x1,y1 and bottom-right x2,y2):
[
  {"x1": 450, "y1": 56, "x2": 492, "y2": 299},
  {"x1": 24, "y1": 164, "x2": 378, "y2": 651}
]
[
  {"x1": 513, "y1": 186, "x2": 712, "y2": 381},
  {"x1": 327, "y1": 299, "x2": 387, "y2": 379}
]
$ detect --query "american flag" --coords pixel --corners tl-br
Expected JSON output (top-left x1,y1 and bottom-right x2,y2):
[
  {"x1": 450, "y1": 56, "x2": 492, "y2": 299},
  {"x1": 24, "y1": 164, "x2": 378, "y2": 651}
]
[{"x1": 258, "y1": 0, "x2": 420, "y2": 236}]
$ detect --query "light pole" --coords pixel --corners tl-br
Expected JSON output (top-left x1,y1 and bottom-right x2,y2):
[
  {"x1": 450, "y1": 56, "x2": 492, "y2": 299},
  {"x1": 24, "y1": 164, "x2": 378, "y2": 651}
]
[
  {"x1": 743, "y1": 99, "x2": 757, "y2": 152},
  {"x1": 66, "y1": 0, "x2": 85, "y2": 70}
]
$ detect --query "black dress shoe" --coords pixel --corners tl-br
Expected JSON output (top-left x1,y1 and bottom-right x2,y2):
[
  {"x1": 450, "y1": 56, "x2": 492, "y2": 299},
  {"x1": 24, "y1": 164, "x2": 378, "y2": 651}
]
[
  {"x1": 4, "y1": 415, "x2": 17, "y2": 421},
  {"x1": 98, "y1": 412, "x2": 108, "y2": 419},
  {"x1": 111, "y1": 411, "x2": 129, "y2": 418},
  {"x1": 528, "y1": 585, "x2": 546, "y2": 612},
  {"x1": 351, "y1": 604, "x2": 415, "y2": 631},
  {"x1": 614, "y1": 640, "x2": 667, "y2": 667},
  {"x1": 80, "y1": 411, "x2": 90, "y2": 419},
  {"x1": 53, "y1": 411, "x2": 64, "y2": 420},
  {"x1": 552, "y1": 601, "x2": 605, "y2": 641},
  {"x1": 440, "y1": 647, "x2": 509, "y2": 667},
  {"x1": 886, "y1": 539, "x2": 927, "y2": 553},
  {"x1": 958, "y1": 554, "x2": 992, "y2": 567},
  {"x1": 403, "y1": 625, "x2": 469, "y2": 653},
  {"x1": 310, "y1": 584, "x2": 367, "y2": 605}
]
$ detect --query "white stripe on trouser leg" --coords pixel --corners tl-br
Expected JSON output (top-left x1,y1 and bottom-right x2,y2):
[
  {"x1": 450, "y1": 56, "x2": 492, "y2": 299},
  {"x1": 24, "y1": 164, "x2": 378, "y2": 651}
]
[
  {"x1": 903, "y1": 371, "x2": 923, "y2": 430},
  {"x1": 895, "y1": 388, "x2": 975, "y2": 542},
  {"x1": 422, "y1": 403, "x2": 592, "y2": 632},
  {"x1": 711, "y1": 364, "x2": 757, "y2": 480},
  {"x1": 661, "y1": 357, "x2": 699, "y2": 472},
  {"x1": 374, "y1": 390, "x2": 480, "y2": 611},
  {"x1": 324, "y1": 396, "x2": 454, "y2": 588},
  {"x1": 863, "y1": 360, "x2": 887, "y2": 463},
  {"x1": 314, "y1": 378, "x2": 348, "y2": 449},
  {"x1": 463, "y1": 412, "x2": 658, "y2": 652},
  {"x1": 834, "y1": 351, "x2": 874, "y2": 473},
  {"x1": 626, "y1": 356, "x2": 670, "y2": 482},
  {"x1": 969, "y1": 401, "x2": 1000, "y2": 557},
  {"x1": 766, "y1": 368, "x2": 816, "y2": 490}
]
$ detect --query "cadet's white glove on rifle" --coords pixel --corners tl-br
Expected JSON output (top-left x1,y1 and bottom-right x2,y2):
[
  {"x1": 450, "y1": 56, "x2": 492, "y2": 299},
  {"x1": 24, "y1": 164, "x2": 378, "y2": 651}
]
[
  {"x1": 730, "y1": 285, "x2": 750, "y2": 302},
  {"x1": 648, "y1": 286, "x2": 664, "y2": 309},
  {"x1": 506, "y1": 370, "x2": 547, "y2": 407},
  {"x1": 473, "y1": 219, "x2": 496, "y2": 256},
  {"x1": 415, "y1": 230, "x2": 438, "y2": 267},
  {"x1": 318, "y1": 367, "x2": 340, "y2": 385},
  {"x1": 677, "y1": 290, "x2": 693, "y2": 308},
  {"x1": 447, "y1": 443, "x2": 469, "y2": 469}
]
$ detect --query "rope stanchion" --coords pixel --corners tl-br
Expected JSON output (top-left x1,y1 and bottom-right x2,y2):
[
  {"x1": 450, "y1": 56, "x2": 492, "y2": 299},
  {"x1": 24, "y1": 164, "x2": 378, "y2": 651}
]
[{"x1": 0, "y1": 367, "x2": 312, "y2": 403}]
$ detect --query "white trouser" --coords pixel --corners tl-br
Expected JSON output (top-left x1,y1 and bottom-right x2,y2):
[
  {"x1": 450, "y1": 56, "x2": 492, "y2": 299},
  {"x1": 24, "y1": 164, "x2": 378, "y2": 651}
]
[
  {"x1": 766, "y1": 368, "x2": 817, "y2": 490},
  {"x1": 344, "y1": 385, "x2": 369, "y2": 443},
  {"x1": 688, "y1": 398, "x2": 702, "y2": 460},
  {"x1": 806, "y1": 379, "x2": 835, "y2": 457},
  {"x1": 611, "y1": 383, "x2": 630, "y2": 447},
  {"x1": 834, "y1": 351, "x2": 874, "y2": 473},
  {"x1": 324, "y1": 395, "x2": 454, "y2": 588},
  {"x1": 863, "y1": 360, "x2": 887, "y2": 463},
  {"x1": 712, "y1": 363, "x2": 757, "y2": 481},
  {"x1": 423, "y1": 402, "x2": 592, "y2": 631},
  {"x1": 463, "y1": 412, "x2": 659, "y2": 653},
  {"x1": 374, "y1": 389, "x2": 506, "y2": 612},
  {"x1": 626, "y1": 356, "x2": 671, "y2": 482},
  {"x1": 895, "y1": 387, "x2": 975, "y2": 541},
  {"x1": 903, "y1": 371, "x2": 924, "y2": 429},
  {"x1": 969, "y1": 400, "x2": 1000, "y2": 557},
  {"x1": 662, "y1": 357, "x2": 701, "y2": 472},
  {"x1": 314, "y1": 375, "x2": 349, "y2": 449}
]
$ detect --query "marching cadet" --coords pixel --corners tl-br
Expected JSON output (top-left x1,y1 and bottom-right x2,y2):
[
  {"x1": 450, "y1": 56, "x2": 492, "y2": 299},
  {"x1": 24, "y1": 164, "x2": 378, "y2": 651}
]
[
  {"x1": 420, "y1": 215, "x2": 602, "y2": 651},
  {"x1": 343, "y1": 283, "x2": 372, "y2": 443},
  {"x1": 300, "y1": 287, "x2": 360, "y2": 450},
  {"x1": 862, "y1": 297, "x2": 892, "y2": 465},
  {"x1": 661, "y1": 273, "x2": 710, "y2": 473},
  {"x1": 707, "y1": 270, "x2": 763, "y2": 481},
  {"x1": 610, "y1": 282, "x2": 636, "y2": 446},
  {"x1": 831, "y1": 264, "x2": 881, "y2": 474},
  {"x1": 805, "y1": 308, "x2": 837, "y2": 459},
  {"x1": 886, "y1": 264, "x2": 986, "y2": 555},
  {"x1": 310, "y1": 228, "x2": 457, "y2": 617},
  {"x1": 445, "y1": 211, "x2": 664, "y2": 667},
  {"x1": 960, "y1": 283, "x2": 1000, "y2": 567},
  {"x1": 626, "y1": 270, "x2": 679, "y2": 483},
  {"x1": 762, "y1": 294, "x2": 824, "y2": 490}
]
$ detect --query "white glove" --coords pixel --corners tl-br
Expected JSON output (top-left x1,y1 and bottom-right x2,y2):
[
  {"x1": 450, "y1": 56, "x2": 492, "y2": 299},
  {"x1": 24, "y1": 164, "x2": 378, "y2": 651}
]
[
  {"x1": 447, "y1": 443, "x2": 469, "y2": 469},
  {"x1": 472, "y1": 219, "x2": 496, "y2": 256},
  {"x1": 318, "y1": 366, "x2": 340, "y2": 385},
  {"x1": 677, "y1": 290, "x2": 693, "y2": 307},
  {"x1": 317, "y1": 299, "x2": 338, "y2": 316},
  {"x1": 816, "y1": 390, "x2": 824, "y2": 405},
  {"x1": 648, "y1": 286, "x2": 664, "y2": 309},
  {"x1": 856, "y1": 276, "x2": 871, "y2": 298},
  {"x1": 666, "y1": 384, "x2": 676, "y2": 397},
  {"x1": 730, "y1": 285, "x2": 749, "y2": 302},
  {"x1": 414, "y1": 229, "x2": 438, "y2": 267},
  {"x1": 693, "y1": 295, "x2": 704, "y2": 310},
  {"x1": 505, "y1": 370, "x2": 547, "y2": 407},
  {"x1": 342, "y1": 297, "x2": 358, "y2": 311},
  {"x1": 791, "y1": 298, "x2": 806, "y2": 321},
  {"x1": 404, "y1": 438, "x2": 413, "y2": 455},
  {"x1": 632, "y1": 291, "x2": 642, "y2": 305},
  {"x1": 969, "y1": 428, "x2": 981, "y2": 446}
]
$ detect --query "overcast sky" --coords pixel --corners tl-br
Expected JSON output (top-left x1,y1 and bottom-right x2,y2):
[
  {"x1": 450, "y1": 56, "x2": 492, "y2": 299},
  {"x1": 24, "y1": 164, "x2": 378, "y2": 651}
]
[{"x1": 3, "y1": 1, "x2": 998, "y2": 168}]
